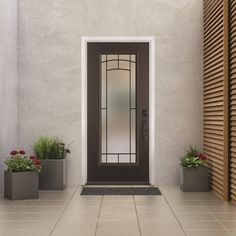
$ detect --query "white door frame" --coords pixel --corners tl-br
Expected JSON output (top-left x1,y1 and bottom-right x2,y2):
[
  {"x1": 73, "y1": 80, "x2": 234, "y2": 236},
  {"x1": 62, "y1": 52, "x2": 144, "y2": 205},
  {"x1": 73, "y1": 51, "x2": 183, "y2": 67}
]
[{"x1": 81, "y1": 36, "x2": 155, "y2": 185}]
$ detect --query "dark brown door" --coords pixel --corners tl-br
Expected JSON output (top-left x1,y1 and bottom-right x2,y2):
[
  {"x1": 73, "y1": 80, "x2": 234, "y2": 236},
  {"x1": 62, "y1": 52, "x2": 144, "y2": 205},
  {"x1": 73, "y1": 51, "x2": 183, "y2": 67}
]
[{"x1": 87, "y1": 42, "x2": 149, "y2": 184}]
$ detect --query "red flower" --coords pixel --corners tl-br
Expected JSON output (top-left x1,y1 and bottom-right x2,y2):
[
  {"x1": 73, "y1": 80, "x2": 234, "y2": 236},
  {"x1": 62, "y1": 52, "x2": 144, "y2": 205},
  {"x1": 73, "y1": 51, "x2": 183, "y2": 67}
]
[
  {"x1": 34, "y1": 159, "x2": 41, "y2": 166},
  {"x1": 19, "y1": 150, "x2": 26, "y2": 155},
  {"x1": 10, "y1": 150, "x2": 18, "y2": 156},
  {"x1": 199, "y1": 153, "x2": 207, "y2": 161},
  {"x1": 29, "y1": 155, "x2": 36, "y2": 160}
]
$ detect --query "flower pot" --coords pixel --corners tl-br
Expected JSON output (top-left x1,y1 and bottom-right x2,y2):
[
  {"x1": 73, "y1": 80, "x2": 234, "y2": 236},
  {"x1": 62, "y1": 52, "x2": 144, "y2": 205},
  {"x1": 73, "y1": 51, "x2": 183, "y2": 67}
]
[
  {"x1": 4, "y1": 171, "x2": 39, "y2": 200},
  {"x1": 180, "y1": 166, "x2": 209, "y2": 192},
  {"x1": 39, "y1": 159, "x2": 66, "y2": 190}
]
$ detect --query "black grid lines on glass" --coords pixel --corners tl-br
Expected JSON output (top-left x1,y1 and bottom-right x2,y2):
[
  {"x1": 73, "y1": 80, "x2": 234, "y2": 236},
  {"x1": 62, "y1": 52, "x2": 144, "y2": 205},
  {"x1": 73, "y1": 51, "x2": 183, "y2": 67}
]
[{"x1": 100, "y1": 54, "x2": 136, "y2": 164}]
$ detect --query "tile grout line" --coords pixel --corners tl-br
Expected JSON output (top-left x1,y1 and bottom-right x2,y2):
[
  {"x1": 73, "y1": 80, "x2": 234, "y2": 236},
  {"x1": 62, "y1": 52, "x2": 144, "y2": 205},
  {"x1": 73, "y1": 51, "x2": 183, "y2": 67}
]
[
  {"x1": 197, "y1": 199, "x2": 231, "y2": 236},
  {"x1": 161, "y1": 193, "x2": 188, "y2": 236},
  {"x1": 133, "y1": 195, "x2": 142, "y2": 236},
  {"x1": 95, "y1": 195, "x2": 104, "y2": 236},
  {"x1": 48, "y1": 186, "x2": 79, "y2": 236},
  {"x1": 14, "y1": 198, "x2": 40, "y2": 228}
]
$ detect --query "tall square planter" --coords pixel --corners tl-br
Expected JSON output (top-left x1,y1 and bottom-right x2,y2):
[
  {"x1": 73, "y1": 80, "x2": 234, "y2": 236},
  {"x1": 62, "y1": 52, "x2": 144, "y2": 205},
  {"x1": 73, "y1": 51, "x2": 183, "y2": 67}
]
[
  {"x1": 180, "y1": 167, "x2": 209, "y2": 192},
  {"x1": 39, "y1": 159, "x2": 66, "y2": 190},
  {"x1": 4, "y1": 171, "x2": 39, "y2": 200}
]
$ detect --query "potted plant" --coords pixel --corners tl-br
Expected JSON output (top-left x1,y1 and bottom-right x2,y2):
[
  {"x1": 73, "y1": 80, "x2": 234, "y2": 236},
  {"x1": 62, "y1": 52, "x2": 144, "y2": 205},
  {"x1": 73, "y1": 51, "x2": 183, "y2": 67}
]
[
  {"x1": 33, "y1": 136, "x2": 70, "y2": 190},
  {"x1": 180, "y1": 145, "x2": 209, "y2": 192},
  {"x1": 4, "y1": 150, "x2": 41, "y2": 200}
]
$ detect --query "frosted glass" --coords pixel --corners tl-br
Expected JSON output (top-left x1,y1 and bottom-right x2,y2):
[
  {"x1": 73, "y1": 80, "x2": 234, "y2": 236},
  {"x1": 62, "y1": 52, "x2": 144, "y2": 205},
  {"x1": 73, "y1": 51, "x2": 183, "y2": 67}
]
[
  {"x1": 131, "y1": 155, "x2": 136, "y2": 163},
  {"x1": 131, "y1": 62, "x2": 136, "y2": 108},
  {"x1": 107, "y1": 70, "x2": 129, "y2": 153},
  {"x1": 119, "y1": 60, "x2": 129, "y2": 70},
  {"x1": 101, "y1": 62, "x2": 106, "y2": 108},
  {"x1": 101, "y1": 110, "x2": 106, "y2": 153},
  {"x1": 119, "y1": 55, "x2": 130, "y2": 60},
  {"x1": 100, "y1": 54, "x2": 136, "y2": 164},
  {"x1": 119, "y1": 155, "x2": 130, "y2": 163},
  {"x1": 131, "y1": 110, "x2": 136, "y2": 153},
  {"x1": 101, "y1": 55, "x2": 106, "y2": 62},
  {"x1": 107, "y1": 60, "x2": 118, "y2": 70},
  {"x1": 131, "y1": 55, "x2": 136, "y2": 62},
  {"x1": 107, "y1": 55, "x2": 118, "y2": 60},
  {"x1": 101, "y1": 154, "x2": 106, "y2": 163},
  {"x1": 107, "y1": 155, "x2": 118, "y2": 163}
]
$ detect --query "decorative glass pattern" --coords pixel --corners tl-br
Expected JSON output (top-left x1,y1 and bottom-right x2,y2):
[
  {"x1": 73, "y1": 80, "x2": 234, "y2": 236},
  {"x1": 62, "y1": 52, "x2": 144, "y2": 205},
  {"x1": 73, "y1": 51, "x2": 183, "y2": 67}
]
[{"x1": 101, "y1": 54, "x2": 136, "y2": 164}]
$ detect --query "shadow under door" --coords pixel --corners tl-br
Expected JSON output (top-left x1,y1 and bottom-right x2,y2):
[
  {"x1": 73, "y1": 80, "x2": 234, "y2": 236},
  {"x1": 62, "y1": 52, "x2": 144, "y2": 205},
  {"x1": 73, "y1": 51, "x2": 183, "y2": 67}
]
[{"x1": 87, "y1": 42, "x2": 149, "y2": 184}]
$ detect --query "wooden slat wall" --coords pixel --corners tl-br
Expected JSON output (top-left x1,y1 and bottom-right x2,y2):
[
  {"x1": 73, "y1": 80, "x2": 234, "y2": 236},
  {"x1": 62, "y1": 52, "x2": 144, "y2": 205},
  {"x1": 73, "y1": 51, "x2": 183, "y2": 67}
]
[
  {"x1": 230, "y1": 0, "x2": 236, "y2": 202},
  {"x1": 203, "y1": 0, "x2": 229, "y2": 201}
]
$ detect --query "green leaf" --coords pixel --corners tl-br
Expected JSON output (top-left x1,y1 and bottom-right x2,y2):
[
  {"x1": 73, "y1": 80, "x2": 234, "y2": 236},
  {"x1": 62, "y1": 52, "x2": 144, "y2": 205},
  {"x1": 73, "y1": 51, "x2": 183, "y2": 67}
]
[{"x1": 32, "y1": 136, "x2": 69, "y2": 160}]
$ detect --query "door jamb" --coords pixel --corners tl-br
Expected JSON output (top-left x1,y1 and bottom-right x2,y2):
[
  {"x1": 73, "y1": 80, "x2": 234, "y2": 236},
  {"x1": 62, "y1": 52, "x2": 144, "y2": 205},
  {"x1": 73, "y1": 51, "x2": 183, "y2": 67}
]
[{"x1": 81, "y1": 36, "x2": 155, "y2": 185}]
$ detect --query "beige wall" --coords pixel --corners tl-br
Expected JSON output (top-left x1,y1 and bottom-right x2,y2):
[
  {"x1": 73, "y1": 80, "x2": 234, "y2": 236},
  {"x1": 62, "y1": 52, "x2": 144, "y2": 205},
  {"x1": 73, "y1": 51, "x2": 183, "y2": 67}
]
[
  {"x1": 18, "y1": 0, "x2": 203, "y2": 185},
  {"x1": 0, "y1": 0, "x2": 18, "y2": 192}
]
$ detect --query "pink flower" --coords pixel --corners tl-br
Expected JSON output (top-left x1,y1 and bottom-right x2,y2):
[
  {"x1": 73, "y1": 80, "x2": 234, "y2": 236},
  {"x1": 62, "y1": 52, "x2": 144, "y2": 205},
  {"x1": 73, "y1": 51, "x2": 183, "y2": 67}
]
[
  {"x1": 34, "y1": 159, "x2": 41, "y2": 166},
  {"x1": 29, "y1": 155, "x2": 36, "y2": 160},
  {"x1": 19, "y1": 150, "x2": 26, "y2": 155},
  {"x1": 10, "y1": 150, "x2": 18, "y2": 156},
  {"x1": 199, "y1": 153, "x2": 207, "y2": 161}
]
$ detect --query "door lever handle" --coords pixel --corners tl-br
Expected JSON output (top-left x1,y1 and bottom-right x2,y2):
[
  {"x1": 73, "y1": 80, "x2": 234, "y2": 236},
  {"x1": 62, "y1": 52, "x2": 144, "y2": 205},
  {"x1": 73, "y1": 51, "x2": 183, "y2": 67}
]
[{"x1": 142, "y1": 109, "x2": 148, "y2": 143}]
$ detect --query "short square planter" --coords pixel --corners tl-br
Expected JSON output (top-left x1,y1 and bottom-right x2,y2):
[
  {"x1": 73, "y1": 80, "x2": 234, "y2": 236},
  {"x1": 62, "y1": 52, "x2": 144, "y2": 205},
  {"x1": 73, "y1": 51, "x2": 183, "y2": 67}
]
[
  {"x1": 180, "y1": 166, "x2": 209, "y2": 192},
  {"x1": 4, "y1": 171, "x2": 39, "y2": 200},
  {"x1": 39, "y1": 159, "x2": 66, "y2": 190}
]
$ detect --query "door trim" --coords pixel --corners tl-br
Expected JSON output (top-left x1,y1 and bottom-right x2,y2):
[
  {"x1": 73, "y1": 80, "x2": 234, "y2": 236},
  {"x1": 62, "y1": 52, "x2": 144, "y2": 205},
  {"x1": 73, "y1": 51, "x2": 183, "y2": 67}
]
[{"x1": 81, "y1": 37, "x2": 155, "y2": 185}]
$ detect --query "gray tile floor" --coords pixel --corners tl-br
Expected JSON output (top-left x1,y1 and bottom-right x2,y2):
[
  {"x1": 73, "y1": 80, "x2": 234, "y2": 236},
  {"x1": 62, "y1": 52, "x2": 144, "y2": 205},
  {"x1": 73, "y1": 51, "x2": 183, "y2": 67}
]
[{"x1": 0, "y1": 185, "x2": 235, "y2": 236}]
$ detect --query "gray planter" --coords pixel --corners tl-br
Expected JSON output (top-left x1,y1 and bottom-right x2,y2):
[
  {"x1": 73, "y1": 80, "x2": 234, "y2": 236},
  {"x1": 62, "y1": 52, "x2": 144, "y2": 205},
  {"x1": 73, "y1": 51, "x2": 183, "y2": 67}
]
[
  {"x1": 180, "y1": 166, "x2": 209, "y2": 192},
  {"x1": 4, "y1": 171, "x2": 39, "y2": 200},
  {"x1": 39, "y1": 159, "x2": 66, "y2": 190}
]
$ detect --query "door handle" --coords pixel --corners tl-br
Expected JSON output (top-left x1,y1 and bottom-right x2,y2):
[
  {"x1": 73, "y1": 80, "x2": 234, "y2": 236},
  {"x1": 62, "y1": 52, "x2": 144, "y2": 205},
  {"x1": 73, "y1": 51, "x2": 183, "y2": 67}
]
[{"x1": 142, "y1": 109, "x2": 148, "y2": 143}]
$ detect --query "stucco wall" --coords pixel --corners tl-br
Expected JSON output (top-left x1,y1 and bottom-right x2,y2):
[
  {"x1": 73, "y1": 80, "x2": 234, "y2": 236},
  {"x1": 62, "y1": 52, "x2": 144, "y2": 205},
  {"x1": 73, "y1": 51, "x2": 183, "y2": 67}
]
[
  {"x1": 18, "y1": 0, "x2": 203, "y2": 185},
  {"x1": 0, "y1": 0, "x2": 18, "y2": 192}
]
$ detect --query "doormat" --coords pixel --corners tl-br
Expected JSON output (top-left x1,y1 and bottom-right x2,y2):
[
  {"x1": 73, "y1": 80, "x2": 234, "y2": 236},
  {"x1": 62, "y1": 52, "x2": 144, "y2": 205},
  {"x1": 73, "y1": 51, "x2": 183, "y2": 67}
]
[{"x1": 80, "y1": 187, "x2": 161, "y2": 195}]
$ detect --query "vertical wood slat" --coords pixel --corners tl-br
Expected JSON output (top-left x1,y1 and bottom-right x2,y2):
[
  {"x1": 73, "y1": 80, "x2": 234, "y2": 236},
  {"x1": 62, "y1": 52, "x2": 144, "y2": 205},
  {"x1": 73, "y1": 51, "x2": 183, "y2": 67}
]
[
  {"x1": 230, "y1": 0, "x2": 236, "y2": 202},
  {"x1": 223, "y1": 0, "x2": 229, "y2": 201},
  {"x1": 203, "y1": 0, "x2": 229, "y2": 201}
]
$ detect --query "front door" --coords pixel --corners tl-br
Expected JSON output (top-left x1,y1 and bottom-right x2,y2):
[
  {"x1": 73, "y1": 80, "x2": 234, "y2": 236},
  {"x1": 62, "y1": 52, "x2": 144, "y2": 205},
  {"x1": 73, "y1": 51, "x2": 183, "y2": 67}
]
[{"x1": 87, "y1": 42, "x2": 149, "y2": 184}]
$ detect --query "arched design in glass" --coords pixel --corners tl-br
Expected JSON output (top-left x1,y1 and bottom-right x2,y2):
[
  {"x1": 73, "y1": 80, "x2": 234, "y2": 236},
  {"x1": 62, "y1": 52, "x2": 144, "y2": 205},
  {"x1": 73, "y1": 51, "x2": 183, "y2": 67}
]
[{"x1": 100, "y1": 54, "x2": 136, "y2": 164}]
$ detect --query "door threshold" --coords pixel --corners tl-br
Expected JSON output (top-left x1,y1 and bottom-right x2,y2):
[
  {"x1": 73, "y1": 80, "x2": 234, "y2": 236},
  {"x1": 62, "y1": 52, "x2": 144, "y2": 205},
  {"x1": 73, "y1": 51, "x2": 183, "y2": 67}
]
[{"x1": 86, "y1": 181, "x2": 150, "y2": 185}]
